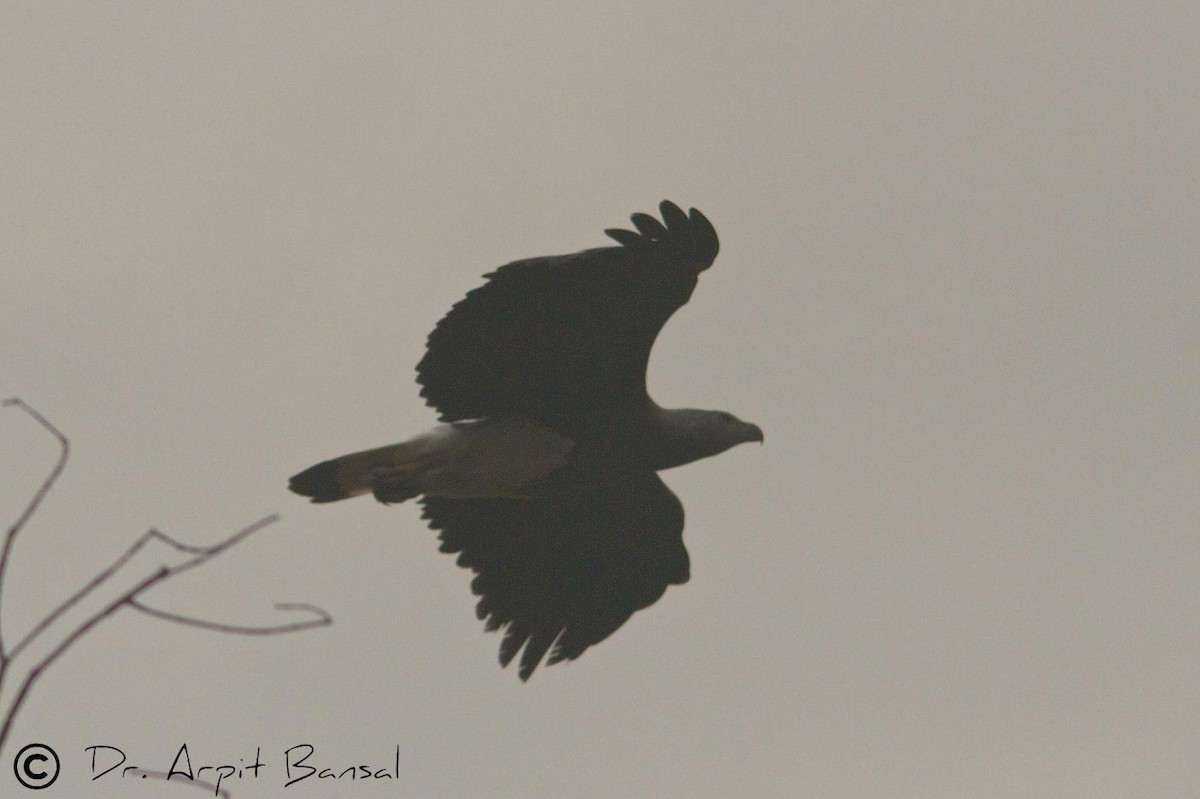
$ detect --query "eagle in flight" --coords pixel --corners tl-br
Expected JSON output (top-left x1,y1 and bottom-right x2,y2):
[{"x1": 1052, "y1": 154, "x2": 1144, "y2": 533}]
[{"x1": 289, "y1": 201, "x2": 762, "y2": 680}]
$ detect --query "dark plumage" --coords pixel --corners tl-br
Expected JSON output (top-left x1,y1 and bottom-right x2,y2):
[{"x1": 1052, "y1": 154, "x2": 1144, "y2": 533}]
[
  {"x1": 424, "y1": 473, "x2": 688, "y2": 680},
  {"x1": 290, "y1": 201, "x2": 761, "y2": 679},
  {"x1": 415, "y1": 201, "x2": 718, "y2": 432}
]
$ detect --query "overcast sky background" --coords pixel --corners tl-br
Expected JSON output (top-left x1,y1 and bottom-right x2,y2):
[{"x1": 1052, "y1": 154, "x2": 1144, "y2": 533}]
[{"x1": 2, "y1": 3, "x2": 1198, "y2": 797}]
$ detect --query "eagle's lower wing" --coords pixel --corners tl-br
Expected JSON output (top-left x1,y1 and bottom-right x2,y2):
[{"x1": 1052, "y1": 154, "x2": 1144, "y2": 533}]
[
  {"x1": 415, "y1": 201, "x2": 718, "y2": 431},
  {"x1": 420, "y1": 472, "x2": 689, "y2": 680}
]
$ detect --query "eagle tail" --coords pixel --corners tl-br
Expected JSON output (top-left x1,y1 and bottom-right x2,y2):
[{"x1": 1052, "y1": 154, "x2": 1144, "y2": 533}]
[
  {"x1": 288, "y1": 459, "x2": 353, "y2": 503},
  {"x1": 288, "y1": 419, "x2": 574, "y2": 505},
  {"x1": 288, "y1": 440, "x2": 429, "y2": 504}
]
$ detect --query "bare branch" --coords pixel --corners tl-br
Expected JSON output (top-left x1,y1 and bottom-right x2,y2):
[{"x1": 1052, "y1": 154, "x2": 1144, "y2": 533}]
[
  {"x1": 128, "y1": 600, "x2": 333, "y2": 636},
  {"x1": 0, "y1": 400, "x2": 332, "y2": 759},
  {"x1": 1, "y1": 397, "x2": 70, "y2": 660},
  {"x1": 0, "y1": 564, "x2": 167, "y2": 754},
  {"x1": 0, "y1": 514, "x2": 332, "y2": 753},
  {"x1": 7, "y1": 527, "x2": 161, "y2": 662},
  {"x1": 150, "y1": 515, "x2": 281, "y2": 579}
]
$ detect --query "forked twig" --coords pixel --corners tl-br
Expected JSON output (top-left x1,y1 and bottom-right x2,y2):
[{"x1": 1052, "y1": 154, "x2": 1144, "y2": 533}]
[{"x1": 0, "y1": 398, "x2": 332, "y2": 760}]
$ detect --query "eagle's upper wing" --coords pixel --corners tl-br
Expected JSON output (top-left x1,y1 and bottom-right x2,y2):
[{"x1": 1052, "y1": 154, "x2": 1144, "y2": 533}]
[
  {"x1": 420, "y1": 472, "x2": 689, "y2": 680},
  {"x1": 415, "y1": 201, "x2": 719, "y2": 431}
]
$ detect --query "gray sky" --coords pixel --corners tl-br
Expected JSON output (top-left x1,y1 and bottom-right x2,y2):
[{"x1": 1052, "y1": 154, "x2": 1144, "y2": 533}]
[{"x1": 2, "y1": 3, "x2": 1198, "y2": 797}]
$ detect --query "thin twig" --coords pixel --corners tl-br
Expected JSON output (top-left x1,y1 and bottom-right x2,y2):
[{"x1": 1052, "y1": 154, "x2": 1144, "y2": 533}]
[
  {"x1": 0, "y1": 398, "x2": 70, "y2": 661},
  {"x1": 0, "y1": 566, "x2": 168, "y2": 753},
  {"x1": 7, "y1": 527, "x2": 160, "y2": 661},
  {"x1": 150, "y1": 516, "x2": 281, "y2": 580},
  {"x1": 128, "y1": 601, "x2": 332, "y2": 635},
  {"x1": 7, "y1": 518, "x2": 322, "y2": 661}
]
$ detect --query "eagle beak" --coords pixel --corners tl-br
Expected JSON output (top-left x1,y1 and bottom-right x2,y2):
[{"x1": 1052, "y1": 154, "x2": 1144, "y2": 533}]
[{"x1": 743, "y1": 422, "x2": 764, "y2": 445}]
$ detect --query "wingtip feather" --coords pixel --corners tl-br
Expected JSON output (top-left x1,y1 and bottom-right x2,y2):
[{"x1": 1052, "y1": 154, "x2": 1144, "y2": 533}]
[
  {"x1": 630, "y1": 212, "x2": 668, "y2": 239},
  {"x1": 606, "y1": 201, "x2": 720, "y2": 270},
  {"x1": 659, "y1": 200, "x2": 688, "y2": 232},
  {"x1": 687, "y1": 206, "x2": 719, "y2": 267},
  {"x1": 604, "y1": 227, "x2": 643, "y2": 247}
]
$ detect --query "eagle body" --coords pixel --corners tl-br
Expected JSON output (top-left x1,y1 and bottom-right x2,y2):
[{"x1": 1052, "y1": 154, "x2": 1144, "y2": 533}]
[
  {"x1": 290, "y1": 404, "x2": 758, "y2": 504},
  {"x1": 290, "y1": 201, "x2": 762, "y2": 680}
]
